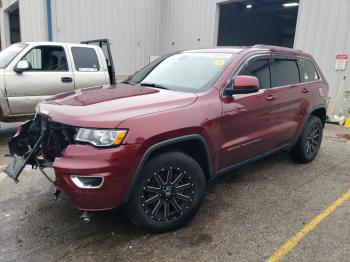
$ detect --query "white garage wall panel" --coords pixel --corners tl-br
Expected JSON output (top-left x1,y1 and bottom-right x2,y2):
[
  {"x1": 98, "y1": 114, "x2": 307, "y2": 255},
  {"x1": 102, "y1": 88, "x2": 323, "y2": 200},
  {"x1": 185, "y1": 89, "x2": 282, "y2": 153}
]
[
  {"x1": 0, "y1": 0, "x2": 21, "y2": 48},
  {"x1": 161, "y1": 0, "x2": 220, "y2": 54},
  {"x1": 161, "y1": 0, "x2": 252, "y2": 54},
  {"x1": 19, "y1": 0, "x2": 48, "y2": 41},
  {"x1": 51, "y1": 0, "x2": 165, "y2": 76},
  {"x1": 294, "y1": 0, "x2": 350, "y2": 112}
]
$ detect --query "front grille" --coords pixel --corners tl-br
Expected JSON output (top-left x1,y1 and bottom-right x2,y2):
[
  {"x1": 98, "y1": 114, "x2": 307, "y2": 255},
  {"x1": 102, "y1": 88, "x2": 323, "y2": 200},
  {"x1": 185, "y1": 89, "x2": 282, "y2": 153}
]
[{"x1": 37, "y1": 114, "x2": 77, "y2": 161}]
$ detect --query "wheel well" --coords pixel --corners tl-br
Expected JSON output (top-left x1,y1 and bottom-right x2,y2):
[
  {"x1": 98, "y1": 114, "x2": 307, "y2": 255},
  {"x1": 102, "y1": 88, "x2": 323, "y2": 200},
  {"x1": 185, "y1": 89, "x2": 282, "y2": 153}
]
[
  {"x1": 311, "y1": 107, "x2": 326, "y2": 126},
  {"x1": 147, "y1": 139, "x2": 212, "y2": 181}
]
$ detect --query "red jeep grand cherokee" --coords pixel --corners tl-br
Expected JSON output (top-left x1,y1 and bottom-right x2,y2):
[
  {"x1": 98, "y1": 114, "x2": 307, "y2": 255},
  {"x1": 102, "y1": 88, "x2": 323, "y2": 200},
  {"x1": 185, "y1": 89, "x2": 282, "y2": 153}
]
[{"x1": 5, "y1": 45, "x2": 328, "y2": 232}]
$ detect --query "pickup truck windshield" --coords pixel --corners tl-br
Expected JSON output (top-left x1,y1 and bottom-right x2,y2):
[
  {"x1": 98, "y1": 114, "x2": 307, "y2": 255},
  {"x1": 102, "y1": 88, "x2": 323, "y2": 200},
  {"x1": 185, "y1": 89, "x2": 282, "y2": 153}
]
[
  {"x1": 128, "y1": 52, "x2": 235, "y2": 92},
  {"x1": 0, "y1": 43, "x2": 28, "y2": 69}
]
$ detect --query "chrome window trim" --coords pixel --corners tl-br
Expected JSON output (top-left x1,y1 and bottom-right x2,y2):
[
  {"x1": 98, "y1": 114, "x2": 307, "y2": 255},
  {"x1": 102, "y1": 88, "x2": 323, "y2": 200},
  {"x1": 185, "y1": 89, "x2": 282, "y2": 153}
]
[{"x1": 221, "y1": 53, "x2": 324, "y2": 98}]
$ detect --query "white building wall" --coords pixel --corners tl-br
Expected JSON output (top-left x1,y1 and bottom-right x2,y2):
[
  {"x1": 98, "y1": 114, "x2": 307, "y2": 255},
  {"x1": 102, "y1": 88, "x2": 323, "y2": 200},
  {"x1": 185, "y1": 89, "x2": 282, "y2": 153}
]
[
  {"x1": 51, "y1": 0, "x2": 165, "y2": 76},
  {"x1": 160, "y1": 0, "x2": 246, "y2": 54},
  {"x1": 0, "y1": 0, "x2": 20, "y2": 48},
  {"x1": 161, "y1": 0, "x2": 220, "y2": 54},
  {"x1": 294, "y1": 0, "x2": 350, "y2": 113},
  {"x1": 18, "y1": 0, "x2": 48, "y2": 41},
  {"x1": 0, "y1": 0, "x2": 47, "y2": 48}
]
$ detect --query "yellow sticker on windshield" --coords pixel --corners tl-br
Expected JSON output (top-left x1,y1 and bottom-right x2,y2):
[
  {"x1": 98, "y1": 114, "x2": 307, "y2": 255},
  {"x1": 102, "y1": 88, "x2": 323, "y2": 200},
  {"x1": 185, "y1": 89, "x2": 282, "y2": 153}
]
[{"x1": 213, "y1": 59, "x2": 225, "y2": 66}]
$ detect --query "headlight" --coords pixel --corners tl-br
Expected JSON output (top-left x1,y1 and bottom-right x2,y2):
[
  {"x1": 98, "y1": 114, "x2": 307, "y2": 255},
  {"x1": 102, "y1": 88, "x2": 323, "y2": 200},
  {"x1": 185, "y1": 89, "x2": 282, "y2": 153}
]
[{"x1": 75, "y1": 128, "x2": 127, "y2": 147}]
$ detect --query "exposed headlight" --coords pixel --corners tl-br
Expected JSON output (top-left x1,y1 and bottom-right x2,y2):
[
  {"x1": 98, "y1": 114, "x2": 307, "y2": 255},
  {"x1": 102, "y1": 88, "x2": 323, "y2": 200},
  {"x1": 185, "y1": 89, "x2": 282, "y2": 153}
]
[{"x1": 75, "y1": 128, "x2": 127, "y2": 147}]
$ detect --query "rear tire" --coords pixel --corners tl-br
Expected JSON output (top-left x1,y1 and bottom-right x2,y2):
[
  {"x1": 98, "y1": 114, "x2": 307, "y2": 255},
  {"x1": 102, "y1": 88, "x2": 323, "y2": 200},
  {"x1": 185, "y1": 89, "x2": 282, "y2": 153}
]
[
  {"x1": 125, "y1": 151, "x2": 206, "y2": 233},
  {"x1": 290, "y1": 116, "x2": 323, "y2": 163}
]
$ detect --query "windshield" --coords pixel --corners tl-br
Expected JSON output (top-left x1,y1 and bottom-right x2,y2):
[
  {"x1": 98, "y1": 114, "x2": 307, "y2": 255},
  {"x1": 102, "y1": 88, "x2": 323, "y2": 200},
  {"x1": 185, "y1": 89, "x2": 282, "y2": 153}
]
[
  {"x1": 127, "y1": 52, "x2": 235, "y2": 92},
  {"x1": 0, "y1": 43, "x2": 28, "y2": 69}
]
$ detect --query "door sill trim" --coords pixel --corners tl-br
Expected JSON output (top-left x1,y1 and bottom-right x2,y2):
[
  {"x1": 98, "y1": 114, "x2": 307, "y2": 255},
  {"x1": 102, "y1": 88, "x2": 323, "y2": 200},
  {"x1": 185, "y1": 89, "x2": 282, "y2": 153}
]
[{"x1": 215, "y1": 144, "x2": 292, "y2": 177}]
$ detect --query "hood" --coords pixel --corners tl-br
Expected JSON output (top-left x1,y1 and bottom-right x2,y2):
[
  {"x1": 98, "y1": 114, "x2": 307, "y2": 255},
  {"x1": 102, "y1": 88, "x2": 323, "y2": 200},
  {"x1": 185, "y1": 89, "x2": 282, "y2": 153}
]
[{"x1": 38, "y1": 83, "x2": 198, "y2": 128}]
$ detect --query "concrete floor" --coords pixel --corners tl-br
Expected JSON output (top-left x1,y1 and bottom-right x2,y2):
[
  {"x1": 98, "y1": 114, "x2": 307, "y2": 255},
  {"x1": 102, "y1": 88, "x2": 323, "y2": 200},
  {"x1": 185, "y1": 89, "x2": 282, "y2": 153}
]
[{"x1": 0, "y1": 124, "x2": 350, "y2": 262}]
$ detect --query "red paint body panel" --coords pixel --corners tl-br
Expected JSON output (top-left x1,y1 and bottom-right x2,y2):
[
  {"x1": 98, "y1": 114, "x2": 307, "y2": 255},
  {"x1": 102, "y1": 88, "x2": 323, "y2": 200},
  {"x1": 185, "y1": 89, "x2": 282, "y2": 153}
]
[
  {"x1": 30, "y1": 47, "x2": 328, "y2": 211},
  {"x1": 38, "y1": 84, "x2": 198, "y2": 128},
  {"x1": 53, "y1": 144, "x2": 141, "y2": 210}
]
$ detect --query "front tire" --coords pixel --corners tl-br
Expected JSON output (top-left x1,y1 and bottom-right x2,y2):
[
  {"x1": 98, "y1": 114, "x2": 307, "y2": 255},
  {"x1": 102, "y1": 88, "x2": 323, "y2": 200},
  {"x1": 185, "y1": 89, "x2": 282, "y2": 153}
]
[
  {"x1": 125, "y1": 151, "x2": 206, "y2": 233},
  {"x1": 290, "y1": 116, "x2": 323, "y2": 163}
]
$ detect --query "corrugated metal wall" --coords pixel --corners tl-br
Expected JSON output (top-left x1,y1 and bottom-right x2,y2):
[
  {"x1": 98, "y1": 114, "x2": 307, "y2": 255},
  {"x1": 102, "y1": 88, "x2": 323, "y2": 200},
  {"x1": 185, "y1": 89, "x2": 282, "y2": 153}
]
[
  {"x1": 161, "y1": 0, "x2": 220, "y2": 54},
  {"x1": 19, "y1": 0, "x2": 48, "y2": 41},
  {"x1": 162, "y1": 0, "x2": 261, "y2": 53},
  {"x1": 51, "y1": 0, "x2": 165, "y2": 76},
  {"x1": 0, "y1": 0, "x2": 47, "y2": 48},
  {"x1": 295, "y1": 0, "x2": 350, "y2": 113},
  {"x1": 50, "y1": 0, "x2": 225, "y2": 75},
  {"x1": 0, "y1": 0, "x2": 20, "y2": 48}
]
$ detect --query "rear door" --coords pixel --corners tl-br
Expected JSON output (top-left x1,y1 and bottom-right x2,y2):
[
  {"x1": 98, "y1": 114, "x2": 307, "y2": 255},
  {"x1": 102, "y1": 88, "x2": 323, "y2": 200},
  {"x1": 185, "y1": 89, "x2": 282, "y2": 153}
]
[
  {"x1": 220, "y1": 55, "x2": 281, "y2": 168},
  {"x1": 270, "y1": 55, "x2": 309, "y2": 145},
  {"x1": 68, "y1": 45, "x2": 108, "y2": 89},
  {"x1": 5, "y1": 44, "x2": 74, "y2": 115}
]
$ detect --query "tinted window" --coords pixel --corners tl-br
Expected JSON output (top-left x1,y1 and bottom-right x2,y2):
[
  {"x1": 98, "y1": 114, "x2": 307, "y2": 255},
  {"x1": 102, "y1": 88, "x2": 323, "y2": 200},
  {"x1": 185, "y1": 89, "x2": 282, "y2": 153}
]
[
  {"x1": 239, "y1": 59, "x2": 271, "y2": 89},
  {"x1": 71, "y1": 47, "x2": 100, "y2": 71},
  {"x1": 272, "y1": 59, "x2": 300, "y2": 87},
  {"x1": 300, "y1": 59, "x2": 319, "y2": 82},
  {"x1": 22, "y1": 45, "x2": 68, "y2": 71}
]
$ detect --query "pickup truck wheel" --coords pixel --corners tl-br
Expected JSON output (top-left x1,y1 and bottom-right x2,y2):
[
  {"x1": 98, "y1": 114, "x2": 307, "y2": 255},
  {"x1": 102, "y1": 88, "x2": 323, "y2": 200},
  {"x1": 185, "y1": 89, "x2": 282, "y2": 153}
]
[
  {"x1": 125, "y1": 151, "x2": 206, "y2": 233},
  {"x1": 290, "y1": 116, "x2": 323, "y2": 163}
]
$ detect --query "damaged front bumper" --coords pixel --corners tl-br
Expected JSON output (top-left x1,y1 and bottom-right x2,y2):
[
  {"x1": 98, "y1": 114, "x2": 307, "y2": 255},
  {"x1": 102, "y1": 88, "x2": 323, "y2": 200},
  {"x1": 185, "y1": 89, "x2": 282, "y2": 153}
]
[
  {"x1": 4, "y1": 114, "x2": 141, "y2": 210},
  {"x1": 4, "y1": 114, "x2": 75, "y2": 182}
]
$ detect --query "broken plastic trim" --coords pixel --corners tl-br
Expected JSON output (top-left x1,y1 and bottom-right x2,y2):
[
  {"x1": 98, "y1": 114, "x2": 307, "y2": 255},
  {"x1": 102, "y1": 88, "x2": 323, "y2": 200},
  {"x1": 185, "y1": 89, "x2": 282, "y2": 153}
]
[{"x1": 4, "y1": 132, "x2": 45, "y2": 183}]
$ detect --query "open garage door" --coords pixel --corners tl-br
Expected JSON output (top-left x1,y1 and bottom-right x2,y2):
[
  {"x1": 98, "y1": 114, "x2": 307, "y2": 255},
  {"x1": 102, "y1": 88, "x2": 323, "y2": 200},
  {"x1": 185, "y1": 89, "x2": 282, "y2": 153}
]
[{"x1": 217, "y1": 0, "x2": 299, "y2": 48}]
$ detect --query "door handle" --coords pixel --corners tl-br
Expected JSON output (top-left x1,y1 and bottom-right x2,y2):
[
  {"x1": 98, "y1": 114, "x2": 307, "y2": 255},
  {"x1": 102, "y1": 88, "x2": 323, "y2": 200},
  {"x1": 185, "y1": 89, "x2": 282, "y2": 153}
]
[
  {"x1": 61, "y1": 77, "x2": 73, "y2": 83},
  {"x1": 266, "y1": 95, "x2": 277, "y2": 101},
  {"x1": 301, "y1": 88, "x2": 309, "y2": 94}
]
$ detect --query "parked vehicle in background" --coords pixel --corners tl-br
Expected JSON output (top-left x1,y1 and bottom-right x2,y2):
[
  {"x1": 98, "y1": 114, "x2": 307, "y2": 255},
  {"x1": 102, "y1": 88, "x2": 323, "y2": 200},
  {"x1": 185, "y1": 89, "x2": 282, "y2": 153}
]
[
  {"x1": 4, "y1": 45, "x2": 328, "y2": 232},
  {"x1": 0, "y1": 39, "x2": 115, "y2": 122}
]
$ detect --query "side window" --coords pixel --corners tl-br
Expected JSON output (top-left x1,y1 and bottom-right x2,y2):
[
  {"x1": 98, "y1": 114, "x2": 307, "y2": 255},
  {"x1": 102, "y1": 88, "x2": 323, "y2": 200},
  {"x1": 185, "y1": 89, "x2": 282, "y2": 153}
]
[
  {"x1": 271, "y1": 59, "x2": 300, "y2": 87},
  {"x1": 22, "y1": 46, "x2": 68, "y2": 71},
  {"x1": 239, "y1": 59, "x2": 271, "y2": 89},
  {"x1": 71, "y1": 47, "x2": 100, "y2": 72},
  {"x1": 300, "y1": 59, "x2": 320, "y2": 82}
]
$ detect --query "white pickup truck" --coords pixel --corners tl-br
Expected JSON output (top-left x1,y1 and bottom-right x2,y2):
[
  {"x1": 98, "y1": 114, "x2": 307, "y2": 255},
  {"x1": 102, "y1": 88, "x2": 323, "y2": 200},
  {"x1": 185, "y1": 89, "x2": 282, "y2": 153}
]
[{"x1": 0, "y1": 39, "x2": 115, "y2": 122}]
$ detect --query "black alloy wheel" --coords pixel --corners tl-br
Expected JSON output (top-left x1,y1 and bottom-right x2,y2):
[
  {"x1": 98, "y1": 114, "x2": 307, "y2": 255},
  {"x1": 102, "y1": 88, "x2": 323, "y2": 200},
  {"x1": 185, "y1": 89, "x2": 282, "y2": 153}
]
[
  {"x1": 141, "y1": 166, "x2": 195, "y2": 222},
  {"x1": 305, "y1": 125, "x2": 321, "y2": 158},
  {"x1": 290, "y1": 116, "x2": 323, "y2": 163},
  {"x1": 125, "y1": 151, "x2": 206, "y2": 232}
]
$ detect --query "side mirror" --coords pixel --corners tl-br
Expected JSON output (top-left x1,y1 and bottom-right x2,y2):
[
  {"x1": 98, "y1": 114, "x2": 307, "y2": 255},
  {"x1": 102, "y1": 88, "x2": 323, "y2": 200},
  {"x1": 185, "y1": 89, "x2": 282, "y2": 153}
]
[
  {"x1": 224, "y1": 75, "x2": 260, "y2": 96},
  {"x1": 14, "y1": 60, "x2": 31, "y2": 73}
]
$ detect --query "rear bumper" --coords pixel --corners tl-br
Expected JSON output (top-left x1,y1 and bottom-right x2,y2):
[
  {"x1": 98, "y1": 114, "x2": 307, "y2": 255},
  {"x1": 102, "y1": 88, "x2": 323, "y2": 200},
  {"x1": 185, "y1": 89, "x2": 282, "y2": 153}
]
[{"x1": 53, "y1": 143, "x2": 140, "y2": 211}]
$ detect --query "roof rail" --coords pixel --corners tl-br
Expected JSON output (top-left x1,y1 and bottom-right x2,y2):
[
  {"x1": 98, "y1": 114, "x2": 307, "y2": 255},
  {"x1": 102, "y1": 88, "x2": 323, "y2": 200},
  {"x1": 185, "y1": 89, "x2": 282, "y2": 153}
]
[{"x1": 252, "y1": 44, "x2": 303, "y2": 53}]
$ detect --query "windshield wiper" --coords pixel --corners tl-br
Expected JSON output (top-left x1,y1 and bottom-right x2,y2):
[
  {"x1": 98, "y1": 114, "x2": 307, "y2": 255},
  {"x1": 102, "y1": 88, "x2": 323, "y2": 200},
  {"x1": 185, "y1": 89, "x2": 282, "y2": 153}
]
[{"x1": 139, "y1": 83, "x2": 169, "y2": 90}]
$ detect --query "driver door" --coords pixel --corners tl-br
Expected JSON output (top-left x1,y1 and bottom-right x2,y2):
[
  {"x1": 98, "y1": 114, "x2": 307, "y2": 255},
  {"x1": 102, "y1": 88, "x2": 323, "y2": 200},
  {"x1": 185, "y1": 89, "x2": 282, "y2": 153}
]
[{"x1": 4, "y1": 44, "x2": 75, "y2": 115}]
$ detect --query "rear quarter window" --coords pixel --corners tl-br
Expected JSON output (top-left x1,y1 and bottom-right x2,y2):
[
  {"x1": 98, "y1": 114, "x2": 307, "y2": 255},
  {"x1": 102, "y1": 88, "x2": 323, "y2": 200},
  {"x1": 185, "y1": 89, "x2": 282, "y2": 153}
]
[
  {"x1": 300, "y1": 59, "x2": 320, "y2": 82},
  {"x1": 272, "y1": 59, "x2": 300, "y2": 87},
  {"x1": 71, "y1": 47, "x2": 100, "y2": 72}
]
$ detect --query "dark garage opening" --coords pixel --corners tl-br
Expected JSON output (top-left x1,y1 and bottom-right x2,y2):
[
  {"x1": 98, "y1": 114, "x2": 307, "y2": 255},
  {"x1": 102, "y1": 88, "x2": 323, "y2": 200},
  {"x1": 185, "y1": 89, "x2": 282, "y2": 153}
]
[
  {"x1": 217, "y1": 0, "x2": 299, "y2": 48},
  {"x1": 8, "y1": 6, "x2": 21, "y2": 44}
]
